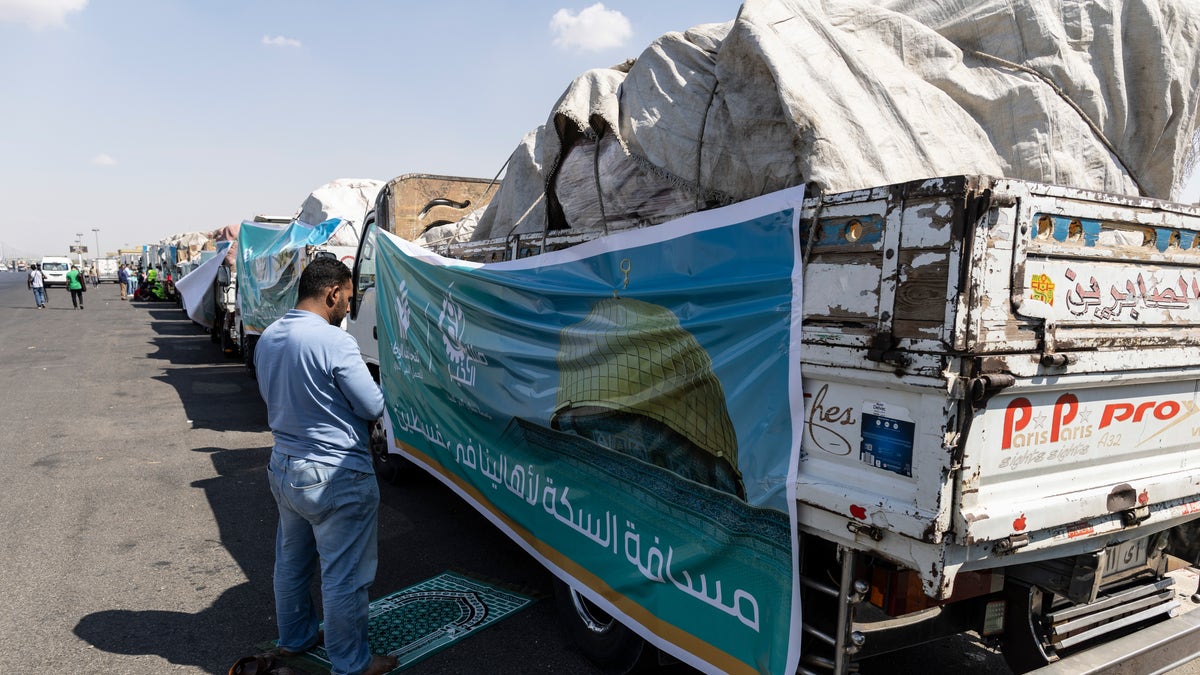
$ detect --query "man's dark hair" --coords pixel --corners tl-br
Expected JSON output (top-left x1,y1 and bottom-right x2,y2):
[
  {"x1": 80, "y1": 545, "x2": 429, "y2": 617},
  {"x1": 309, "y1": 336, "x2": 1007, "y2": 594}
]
[{"x1": 298, "y1": 257, "x2": 352, "y2": 300}]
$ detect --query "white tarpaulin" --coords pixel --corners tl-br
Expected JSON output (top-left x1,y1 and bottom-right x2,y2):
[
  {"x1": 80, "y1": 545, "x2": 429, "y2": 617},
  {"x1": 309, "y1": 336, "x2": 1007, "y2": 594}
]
[
  {"x1": 294, "y1": 178, "x2": 385, "y2": 247},
  {"x1": 177, "y1": 241, "x2": 231, "y2": 329},
  {"x1": 469, "y1": 0, "x2": 1200, "y2": 242}
]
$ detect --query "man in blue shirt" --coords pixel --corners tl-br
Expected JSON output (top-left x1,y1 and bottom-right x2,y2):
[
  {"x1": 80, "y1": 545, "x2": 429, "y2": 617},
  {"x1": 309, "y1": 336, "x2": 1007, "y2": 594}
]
[
  {"x1": 117, "y1": 264, "x2": 129, "y2": 300},
  {"x1": 255, "y1": 257, "x2": 397, "y2": 675}
]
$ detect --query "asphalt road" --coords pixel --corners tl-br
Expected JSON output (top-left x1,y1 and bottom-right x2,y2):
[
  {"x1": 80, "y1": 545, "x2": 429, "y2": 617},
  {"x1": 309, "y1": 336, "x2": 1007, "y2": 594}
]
[
  {"x1": 0, "y1": 271, "x2": 1194, "y2": 675},
  {"x1": 0, "y1": 273, "x2": 602, "y2": 674}
]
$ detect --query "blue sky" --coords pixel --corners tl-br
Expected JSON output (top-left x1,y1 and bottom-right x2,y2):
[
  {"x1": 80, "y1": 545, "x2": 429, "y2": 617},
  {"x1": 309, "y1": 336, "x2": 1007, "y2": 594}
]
[
  {"x1": 0, "y1": 0, "x2": 741, "y2": 258},
  {"x1": 2, "y1": 0, "x2": 1198, "y2": 260}
]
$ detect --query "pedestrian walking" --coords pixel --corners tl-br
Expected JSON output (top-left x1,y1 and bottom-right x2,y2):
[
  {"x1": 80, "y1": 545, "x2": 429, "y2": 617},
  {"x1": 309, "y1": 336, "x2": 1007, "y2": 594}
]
[
  {"x1": 27, "y1": 263, "x2": 46, "y2": 309},
  {"x1": 117, "y1": 264, "x2": 129, "y2": 301},
  {"x1": 252, "y1": 258, "x2": 397, "y2": 675},
  {"x1": 66, "y1": 264, "x2": 86, "y2": 310}
]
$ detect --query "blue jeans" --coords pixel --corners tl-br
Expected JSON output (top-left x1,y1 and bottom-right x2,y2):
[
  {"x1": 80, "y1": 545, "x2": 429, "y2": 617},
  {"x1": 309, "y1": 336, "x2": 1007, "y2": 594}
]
[
  {"x1": 32, "y1": 287, "x2": 45, "y2": 307},
  {"x1": 267, "y1": 451, "x2": 380, "y2": 675},
  {"x1": 126, "y1": 278, "x2": 136, "y2": 296}
]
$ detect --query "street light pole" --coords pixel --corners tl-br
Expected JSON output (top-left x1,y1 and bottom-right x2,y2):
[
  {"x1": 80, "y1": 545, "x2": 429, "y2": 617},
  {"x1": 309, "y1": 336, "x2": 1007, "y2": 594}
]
[
  {"x1": 92, "y1": 228, "x2": 100, "y2": 261},
  {"x1": 75, "y1": 233, "x2": 84, "y2": 266}
]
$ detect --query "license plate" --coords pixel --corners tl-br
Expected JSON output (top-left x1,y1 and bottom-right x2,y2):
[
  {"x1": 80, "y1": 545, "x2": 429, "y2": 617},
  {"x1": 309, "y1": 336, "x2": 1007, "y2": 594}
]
[{"x1": 1102, "y1": 537, "x2": 1149, "y2": 577}]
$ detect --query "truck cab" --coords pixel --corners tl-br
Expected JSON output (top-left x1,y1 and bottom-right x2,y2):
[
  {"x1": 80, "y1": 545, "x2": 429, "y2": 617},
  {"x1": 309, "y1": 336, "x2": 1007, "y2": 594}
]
[{"x1": 348, "y1": 173, "x2": 496, "y2": 372}]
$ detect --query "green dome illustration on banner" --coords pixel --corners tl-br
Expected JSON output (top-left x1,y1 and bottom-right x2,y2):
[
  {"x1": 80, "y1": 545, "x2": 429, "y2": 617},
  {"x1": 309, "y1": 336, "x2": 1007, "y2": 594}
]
[{"x1": 552, "y1": 297, "x2": 743, "y2": 497}]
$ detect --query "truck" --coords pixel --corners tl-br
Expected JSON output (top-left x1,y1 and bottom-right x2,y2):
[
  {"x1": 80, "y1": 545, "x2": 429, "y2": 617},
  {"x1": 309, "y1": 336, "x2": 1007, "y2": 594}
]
[
  {"x1": 230, "y1": 178, "x2": 383, "y2": 374},
  {"x1": 364, "y1": 173, "x2": 1200, "y2": 674},
  {"x1": 95, "y1": 257, "x2": 119, "y2": 284},
  {"x1": 211, "y1": 216, "x2": 289, "y2": 359},
  {"x1": 347, "y1": 1, "x2": 1200, "y2": 671}
]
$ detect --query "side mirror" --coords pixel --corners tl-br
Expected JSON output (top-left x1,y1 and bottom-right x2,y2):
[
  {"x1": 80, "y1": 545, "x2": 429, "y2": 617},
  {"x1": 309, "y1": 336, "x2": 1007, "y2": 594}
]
[{"x1": 216, "y1": 265, "x2": 231, "y2": 285}]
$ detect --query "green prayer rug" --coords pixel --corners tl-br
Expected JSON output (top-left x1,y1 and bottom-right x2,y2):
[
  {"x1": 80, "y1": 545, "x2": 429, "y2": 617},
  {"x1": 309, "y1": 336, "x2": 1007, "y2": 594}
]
[{"x1": 278, "y1": 571, "x2": 536, "y2": 673}]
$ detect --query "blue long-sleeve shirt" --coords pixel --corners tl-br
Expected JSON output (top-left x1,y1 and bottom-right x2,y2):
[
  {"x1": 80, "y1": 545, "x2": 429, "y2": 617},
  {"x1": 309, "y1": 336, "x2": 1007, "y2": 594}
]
[{"x1": 255, "y1": 309, "x2": 384, "y2": 473}]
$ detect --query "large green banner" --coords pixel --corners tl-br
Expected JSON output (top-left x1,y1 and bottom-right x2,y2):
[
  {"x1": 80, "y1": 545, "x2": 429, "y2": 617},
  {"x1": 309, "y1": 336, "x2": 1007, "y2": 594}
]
[{"x1": 375, "y1": 187, "x2": 805, "y2": 674}]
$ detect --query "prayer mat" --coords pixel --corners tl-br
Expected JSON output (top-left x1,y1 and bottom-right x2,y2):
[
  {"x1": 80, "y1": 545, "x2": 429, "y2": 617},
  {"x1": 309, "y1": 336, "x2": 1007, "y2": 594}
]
[{"x1": 267, "y1": 571, "x2": 536, "y2": 674}]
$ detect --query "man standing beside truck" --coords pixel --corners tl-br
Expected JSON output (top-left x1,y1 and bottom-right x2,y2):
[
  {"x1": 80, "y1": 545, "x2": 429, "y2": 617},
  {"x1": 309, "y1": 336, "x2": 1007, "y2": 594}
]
[{"x1": 253, "y1": 258, "x2": 397, "y2": 675}]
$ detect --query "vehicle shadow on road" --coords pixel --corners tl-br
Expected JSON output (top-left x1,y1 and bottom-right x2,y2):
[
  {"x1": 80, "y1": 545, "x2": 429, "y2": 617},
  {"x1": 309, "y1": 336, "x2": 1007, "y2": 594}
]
[
  {"x1": 73, "y1": 445, "x2": 279, "y2": 673},
  {"x1": 143, "y1": 307, "x2": 268, "y2": 433}
]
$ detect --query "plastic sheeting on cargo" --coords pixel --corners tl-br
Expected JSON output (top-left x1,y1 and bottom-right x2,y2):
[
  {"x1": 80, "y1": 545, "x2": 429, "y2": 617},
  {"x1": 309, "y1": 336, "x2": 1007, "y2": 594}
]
[
  {"x1": 470, "y1": 0, "x2": 1200, "y2": 242},
  {"x1": 210, "y1": 223, "x2": 241, "y2": 267},
  {"x1": 237, "y1": 218, "x2": 346, "y2": 335},
  {"x1": 295, "y1": 178, "x2": 384, "y2": 247},
  {"x1": 414, "y1": 204, "x2": 490, "y2": 247},
  {"x1": 177, "y1": 241, "x2": 232, "y2": 329}
]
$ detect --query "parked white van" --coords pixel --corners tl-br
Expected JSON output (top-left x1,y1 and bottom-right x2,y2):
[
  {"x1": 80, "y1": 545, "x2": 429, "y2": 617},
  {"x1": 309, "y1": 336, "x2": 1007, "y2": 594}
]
[{"x1": 39, "y1": 257, "x2": 72, "y2": 287}]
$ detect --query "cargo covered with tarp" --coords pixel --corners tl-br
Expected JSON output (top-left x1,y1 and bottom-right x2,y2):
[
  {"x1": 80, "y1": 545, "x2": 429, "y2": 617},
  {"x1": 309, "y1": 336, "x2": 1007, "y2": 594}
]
[
  {"x1": 376, "y1": 2, "x2": 1200, "y2": 674},
  {"x1": 237, "y1": 219, "x2": 354, "y2": 335},
  {"x1": 177, "y1": 241, "x2": 232, "y2": 328},
  {"x1": 295, "y1": 178, "x2": 385, "y2": 247},
  {"x1": 210, "y1": 223, "x2": 241, "y2": 267},
  {"x1": 237, "y1": 178, "x2": 382, "y2": 334},
  {"x1": 462, "y1": 0, "x2": 1200, "y2": 244}
]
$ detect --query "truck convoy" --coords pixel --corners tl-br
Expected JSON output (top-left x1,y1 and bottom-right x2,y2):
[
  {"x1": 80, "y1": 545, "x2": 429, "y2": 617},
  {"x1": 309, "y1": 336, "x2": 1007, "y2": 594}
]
[{"x1": 222, "y1": 1, "x2": 1200, "y2": 673}]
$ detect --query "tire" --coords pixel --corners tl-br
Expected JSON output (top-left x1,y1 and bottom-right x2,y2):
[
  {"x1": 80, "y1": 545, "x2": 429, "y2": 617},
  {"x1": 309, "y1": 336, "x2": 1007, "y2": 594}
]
[
  {"x1": 1001, "y1": 580, "x2": 1055, "y2": 673},
  {"x1": 221, "y1": 323, "x2": 240, "y2": 359},
  {"x1": 370, "y1": 418, "x2": 409, "y2": 485},
  {"x1": 211, "y1": 307, "x2": 225, "y2": 344},
  {"x1": 1167, "y1": 521, "x2": 1200, "y2": 566},
  {"x1": 552, "y1": 577, "x2": 647, "y2": 672},
  {"x1": 240, "y1": 323, "x2": 257, "y2": 379}
]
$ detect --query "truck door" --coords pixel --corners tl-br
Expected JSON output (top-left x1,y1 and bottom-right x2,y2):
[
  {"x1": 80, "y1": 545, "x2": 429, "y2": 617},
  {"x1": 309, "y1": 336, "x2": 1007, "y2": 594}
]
[{"x1": 347, "y1": 214, "x2": 380, "y2": 367}]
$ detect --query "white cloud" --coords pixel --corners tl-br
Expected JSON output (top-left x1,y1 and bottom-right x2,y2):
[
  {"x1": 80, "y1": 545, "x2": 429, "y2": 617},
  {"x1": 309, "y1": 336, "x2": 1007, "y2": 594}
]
[
  {"x1": 261, "y1": 34, "x2": 301, "y2": 48},
  {"x1": 0, "y1": 0, "x2": 88, "y2": 30},
  {"x1": 91, "y1": 154, "x2": 117, "y2": 167},
  {"x1": 550, "y1": 3, "x2": 632, "y2": 52}
]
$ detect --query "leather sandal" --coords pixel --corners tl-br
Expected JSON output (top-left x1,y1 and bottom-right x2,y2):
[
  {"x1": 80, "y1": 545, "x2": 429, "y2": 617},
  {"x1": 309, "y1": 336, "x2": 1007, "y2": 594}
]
[{"x1": 228, "y1": 654, "x2": 275, "y2": 675}]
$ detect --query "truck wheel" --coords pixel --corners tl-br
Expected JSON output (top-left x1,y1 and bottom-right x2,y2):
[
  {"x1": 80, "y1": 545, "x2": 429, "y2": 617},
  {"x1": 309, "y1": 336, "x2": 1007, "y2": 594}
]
[
  {"x1": 371, "y1": 418, "x2": 409, "y2": 485},
  {"x1": 222, "y1": 325, "x2": 240, "y2": 359},
  {"x1": 1001, "y1": 580, "x2": 1055, "y2": 673},
  {"x1": 552, "y1": 577, "x2": 647, "y2": 672},
  {"x1": 240, "y1": 324, "x2": 257, "y2": 379}
]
